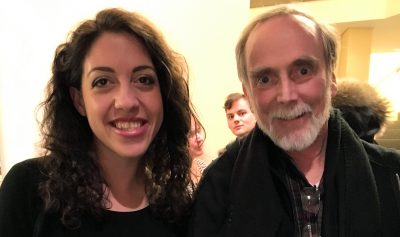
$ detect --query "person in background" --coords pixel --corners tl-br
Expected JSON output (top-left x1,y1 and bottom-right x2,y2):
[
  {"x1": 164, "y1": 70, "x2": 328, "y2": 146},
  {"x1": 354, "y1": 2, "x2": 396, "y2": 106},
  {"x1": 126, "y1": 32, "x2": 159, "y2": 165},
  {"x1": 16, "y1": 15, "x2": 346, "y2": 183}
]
[
  {"x1": 0, "y1": 8, "x2": 194, "y2": 237},
  {"x1": 218, "y1": 93, "x2": 257, "y2": 156},
  {"x1": 332, "y1": 79, "x2": 391, "y2": 144},
  {"x1": 188, "y1": 6, "x2": 400, "y2": 237},
  {"x1": 188, "y1": 116, "x2": 209, "y2": 185},
  {"x1": 224, "y1": 93, "x2": 256, "y2": 138}
]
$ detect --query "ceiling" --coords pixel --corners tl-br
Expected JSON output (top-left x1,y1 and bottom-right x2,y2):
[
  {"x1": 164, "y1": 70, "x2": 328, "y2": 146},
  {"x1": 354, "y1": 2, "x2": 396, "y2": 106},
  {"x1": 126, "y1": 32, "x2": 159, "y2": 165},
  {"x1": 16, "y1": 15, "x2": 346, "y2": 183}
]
[{"x1": 250, "y1": 0, "x2": 318, "y2": 8}]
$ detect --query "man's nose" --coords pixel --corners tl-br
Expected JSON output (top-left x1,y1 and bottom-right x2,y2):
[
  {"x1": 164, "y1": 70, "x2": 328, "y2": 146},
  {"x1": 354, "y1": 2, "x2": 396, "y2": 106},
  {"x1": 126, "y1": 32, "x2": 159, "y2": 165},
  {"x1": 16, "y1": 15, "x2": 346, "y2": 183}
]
[{"x1": 277, "y1": 76, "x2": 298, "y2": 103}]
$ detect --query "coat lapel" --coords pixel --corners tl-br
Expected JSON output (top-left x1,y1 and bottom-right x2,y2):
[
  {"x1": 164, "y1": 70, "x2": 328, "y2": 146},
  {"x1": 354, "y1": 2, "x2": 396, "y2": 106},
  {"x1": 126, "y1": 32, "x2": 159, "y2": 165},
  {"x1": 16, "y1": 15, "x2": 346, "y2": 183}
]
[
  {"x1": 323, "y1": 110, "x2": 382, "y2": 237},
  {"x1": 226, "y1": 127, "x2": 292, "y2": 237}
]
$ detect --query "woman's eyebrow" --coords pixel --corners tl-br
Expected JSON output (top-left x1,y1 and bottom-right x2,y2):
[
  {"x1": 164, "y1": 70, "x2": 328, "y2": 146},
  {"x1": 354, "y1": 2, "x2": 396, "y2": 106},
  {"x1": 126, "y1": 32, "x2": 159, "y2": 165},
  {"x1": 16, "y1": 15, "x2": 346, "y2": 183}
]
[{"x1": 86, "y1": 66, "x2": 114, "y2": 77}]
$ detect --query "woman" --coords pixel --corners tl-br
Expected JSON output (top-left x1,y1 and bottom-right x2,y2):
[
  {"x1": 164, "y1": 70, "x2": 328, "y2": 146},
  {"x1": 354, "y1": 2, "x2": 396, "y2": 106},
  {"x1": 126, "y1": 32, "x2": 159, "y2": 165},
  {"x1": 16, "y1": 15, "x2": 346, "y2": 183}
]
[
  {"x1": 0, "y1": 8, "x2": 194, "y2": 236},
  {"x1": 187, "y1": 116, "x2": 208, "y2": 185}
]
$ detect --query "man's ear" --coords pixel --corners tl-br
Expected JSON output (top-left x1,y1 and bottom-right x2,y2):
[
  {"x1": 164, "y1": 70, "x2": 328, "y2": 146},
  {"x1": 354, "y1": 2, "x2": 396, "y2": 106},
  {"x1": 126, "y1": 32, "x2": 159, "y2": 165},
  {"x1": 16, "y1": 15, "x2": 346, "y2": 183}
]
[
  {"x1": 242, "y1": 83, "x2": 248, "y2": 97},
  {"x1": 330, "y1": 73, "x2": 337, "y2": 97},
  {"x1": 69, "y1": 87, "x2": 86, "y2": 116}
]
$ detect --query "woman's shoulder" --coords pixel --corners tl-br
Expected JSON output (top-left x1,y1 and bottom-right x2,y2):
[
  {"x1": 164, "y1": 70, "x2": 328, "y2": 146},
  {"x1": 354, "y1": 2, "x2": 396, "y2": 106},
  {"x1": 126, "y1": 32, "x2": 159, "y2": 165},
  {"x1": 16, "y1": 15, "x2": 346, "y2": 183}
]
[
  {"x1": 0, "y1": 158, "x2": 46, "y2": 236},
  {"x1": 4, "y1": 158, "x2": 45, "y2": 180},
  {"x1": 0, "y1": 157, "x2": 46, "y2": 197}
]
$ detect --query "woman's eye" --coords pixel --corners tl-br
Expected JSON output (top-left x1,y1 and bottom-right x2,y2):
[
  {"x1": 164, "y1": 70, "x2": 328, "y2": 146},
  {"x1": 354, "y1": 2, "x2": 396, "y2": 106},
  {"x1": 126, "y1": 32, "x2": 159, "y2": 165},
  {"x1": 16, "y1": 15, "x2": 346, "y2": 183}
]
[
  {"x1": 136, "y1": 76, "x2": 155, "y2": 85},
  {"x1": 92, "y1": 78, "x2": 109, "y2": 88}
]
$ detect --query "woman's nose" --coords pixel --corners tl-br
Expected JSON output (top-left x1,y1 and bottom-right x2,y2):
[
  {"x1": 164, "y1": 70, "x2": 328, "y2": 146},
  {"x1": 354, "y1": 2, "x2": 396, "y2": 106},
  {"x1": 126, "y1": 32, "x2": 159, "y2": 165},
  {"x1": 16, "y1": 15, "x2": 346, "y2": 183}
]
[
  {"x1": 114, "y1": 86, "x2": 139, "y2": 110},
  {"x1": 196, "y1": 133, "x2": 204, "y2": 144}
]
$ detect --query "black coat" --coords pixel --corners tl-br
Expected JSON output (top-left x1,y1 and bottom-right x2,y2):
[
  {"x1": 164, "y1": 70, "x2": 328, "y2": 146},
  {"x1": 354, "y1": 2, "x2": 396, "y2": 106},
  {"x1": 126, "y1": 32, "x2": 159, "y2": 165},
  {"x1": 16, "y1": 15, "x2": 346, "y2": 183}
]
[{"x1": 188, "y1": 110, "x2": 400, "y2": 237}]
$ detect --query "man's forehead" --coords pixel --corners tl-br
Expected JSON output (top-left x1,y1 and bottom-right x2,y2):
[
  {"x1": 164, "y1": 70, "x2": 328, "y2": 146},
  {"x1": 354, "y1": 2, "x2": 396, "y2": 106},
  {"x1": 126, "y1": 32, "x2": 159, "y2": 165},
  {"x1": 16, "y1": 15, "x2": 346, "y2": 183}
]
[
  {"x1": 244, "y1": 14, "x2": 323, "y2": 71},
  {"x1": 246, "y1": 14, "x2": 318, "y2": 49},
  {"x1": 231, "y1": 99, "x2": 249, "y2": 110},
  {"x1": 292, "y1": 14, "x2": 318, "y2": 34}
]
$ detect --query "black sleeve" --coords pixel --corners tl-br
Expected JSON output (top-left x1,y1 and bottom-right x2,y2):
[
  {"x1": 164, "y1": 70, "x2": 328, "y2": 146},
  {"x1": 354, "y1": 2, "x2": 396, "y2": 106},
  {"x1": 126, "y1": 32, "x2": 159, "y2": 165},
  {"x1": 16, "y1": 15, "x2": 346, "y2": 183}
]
[{"x1": 0, "y1": 159, "x2": 42, "y2": 237}]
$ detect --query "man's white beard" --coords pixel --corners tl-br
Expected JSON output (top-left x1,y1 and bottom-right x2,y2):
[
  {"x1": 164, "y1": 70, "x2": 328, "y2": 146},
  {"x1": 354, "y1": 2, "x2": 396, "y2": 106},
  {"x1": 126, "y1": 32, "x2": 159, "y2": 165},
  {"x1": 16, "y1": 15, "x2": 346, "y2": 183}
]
[{"x1": 256, "y1": 88, "x2": 332, "y2": 151}]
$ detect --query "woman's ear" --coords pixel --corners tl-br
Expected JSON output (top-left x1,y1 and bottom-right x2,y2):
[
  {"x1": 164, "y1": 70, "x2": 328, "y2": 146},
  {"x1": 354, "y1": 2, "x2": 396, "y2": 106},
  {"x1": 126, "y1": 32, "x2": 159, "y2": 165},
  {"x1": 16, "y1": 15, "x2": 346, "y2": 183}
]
[{"x1": 69, "y1": 87, "x2": 86, "y2": 116}]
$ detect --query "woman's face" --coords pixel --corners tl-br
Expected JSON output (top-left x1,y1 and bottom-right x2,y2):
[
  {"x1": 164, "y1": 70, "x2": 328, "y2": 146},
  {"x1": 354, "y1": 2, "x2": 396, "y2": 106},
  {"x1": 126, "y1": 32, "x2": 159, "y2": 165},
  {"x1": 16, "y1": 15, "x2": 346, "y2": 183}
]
[
  {"x1": 71, "y1": 32, "x2": 163, "y2": 162},
  {"x1": 188, "y1": 117, "x2": 205, "y2": 158}
]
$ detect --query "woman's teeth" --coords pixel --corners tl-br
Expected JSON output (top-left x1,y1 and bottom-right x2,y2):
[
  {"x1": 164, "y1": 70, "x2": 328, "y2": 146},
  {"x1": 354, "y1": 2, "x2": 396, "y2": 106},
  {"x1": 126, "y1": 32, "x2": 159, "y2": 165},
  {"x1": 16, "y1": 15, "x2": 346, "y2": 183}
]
[{"x1": 115, "y1": 121, "x2": 141, "y2": 130}]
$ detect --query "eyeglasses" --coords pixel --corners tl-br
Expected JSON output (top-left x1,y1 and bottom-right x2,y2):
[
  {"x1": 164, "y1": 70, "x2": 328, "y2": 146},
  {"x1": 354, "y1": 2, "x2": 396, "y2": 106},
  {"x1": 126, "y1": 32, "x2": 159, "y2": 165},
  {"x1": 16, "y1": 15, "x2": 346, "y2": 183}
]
[{"x1": 300, "y1": 186, "x2": 321, "y2": 237}]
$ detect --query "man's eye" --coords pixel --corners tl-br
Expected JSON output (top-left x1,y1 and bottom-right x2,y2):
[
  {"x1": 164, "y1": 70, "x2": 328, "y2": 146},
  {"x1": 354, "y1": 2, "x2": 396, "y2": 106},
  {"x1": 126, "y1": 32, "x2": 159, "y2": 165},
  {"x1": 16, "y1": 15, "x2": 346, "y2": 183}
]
[
  {"x1": 292, "y1": 65, "x2": 314, "y2": 80},
  {"x1": 259, "y1": 76, "x2": 270, "y2": 84},
  {"x1": 299, "y1": 67, "x2": 311, "y2": 75},
  {"x1": 92, "y1": 78, "x2": 109, "y2": 88}
]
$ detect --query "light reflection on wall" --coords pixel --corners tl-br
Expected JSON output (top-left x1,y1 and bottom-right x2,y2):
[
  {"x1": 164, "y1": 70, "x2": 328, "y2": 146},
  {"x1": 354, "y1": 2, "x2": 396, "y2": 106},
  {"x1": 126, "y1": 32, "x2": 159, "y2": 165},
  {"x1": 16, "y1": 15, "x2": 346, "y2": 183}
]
[{"x1": 369, "y1": 52, "x2": 400, "y2": 120}]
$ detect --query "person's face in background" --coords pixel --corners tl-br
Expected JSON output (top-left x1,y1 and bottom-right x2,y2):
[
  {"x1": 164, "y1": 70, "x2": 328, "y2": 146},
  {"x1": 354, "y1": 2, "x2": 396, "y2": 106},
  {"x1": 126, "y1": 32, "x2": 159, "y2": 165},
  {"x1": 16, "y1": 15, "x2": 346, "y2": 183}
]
[
  {"x1": 225, "y1": 98, "x2": 256, "y2": 137},
  {"x1": 243, "y1": 15, "x2": 336, "y2": 151},
  {"x1": 188, "y1": 117, "x2": 205, "y2": 158},
  {"x1": 71, "y1": 32, "x2": 163, "y2": 161}
]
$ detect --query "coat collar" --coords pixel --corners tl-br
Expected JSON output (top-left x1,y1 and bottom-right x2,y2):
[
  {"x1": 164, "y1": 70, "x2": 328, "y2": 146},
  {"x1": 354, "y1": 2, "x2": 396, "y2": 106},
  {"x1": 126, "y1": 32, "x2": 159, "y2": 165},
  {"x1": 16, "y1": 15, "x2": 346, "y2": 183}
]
[
  {"x1": 226, "y1": 126, "x2": 293, "y2": 236},
  {"x1": 224, "y1": 109, "x2": 381, "y2": 237}
]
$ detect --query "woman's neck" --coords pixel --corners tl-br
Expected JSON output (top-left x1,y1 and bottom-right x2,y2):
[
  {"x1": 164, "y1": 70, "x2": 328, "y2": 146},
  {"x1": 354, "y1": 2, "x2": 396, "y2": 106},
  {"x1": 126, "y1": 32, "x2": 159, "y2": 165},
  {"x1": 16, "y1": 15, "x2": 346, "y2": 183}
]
[{"x1": 98, "y1": 151, "x2": 148, "y2": 211}]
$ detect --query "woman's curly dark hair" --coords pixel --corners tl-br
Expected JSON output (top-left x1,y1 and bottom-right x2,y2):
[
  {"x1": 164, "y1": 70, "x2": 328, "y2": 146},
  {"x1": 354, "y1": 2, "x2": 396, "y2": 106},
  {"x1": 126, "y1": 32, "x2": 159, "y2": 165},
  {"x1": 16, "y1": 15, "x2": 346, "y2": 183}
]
[{"x1": 38, "y1": 8, "x2": 194, "y2": 229}]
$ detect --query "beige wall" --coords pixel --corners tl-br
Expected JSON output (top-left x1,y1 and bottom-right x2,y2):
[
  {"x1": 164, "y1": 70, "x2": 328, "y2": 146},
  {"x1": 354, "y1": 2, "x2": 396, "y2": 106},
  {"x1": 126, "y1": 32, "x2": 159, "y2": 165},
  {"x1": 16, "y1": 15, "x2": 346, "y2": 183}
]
[{"x1": 338, "y1": 28, "x2": 372, "y2": 82}]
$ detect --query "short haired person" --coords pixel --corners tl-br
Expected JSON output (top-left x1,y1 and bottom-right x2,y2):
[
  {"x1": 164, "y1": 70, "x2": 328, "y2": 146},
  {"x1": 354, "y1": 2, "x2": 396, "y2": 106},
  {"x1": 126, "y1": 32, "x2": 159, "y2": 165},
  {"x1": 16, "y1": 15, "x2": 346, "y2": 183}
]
[
  {"x1": 224, "y1": 93, "x2": 256, "y2": 137},
  {"x1": 188, "y1": 6, "x2": 400, "y2": 237},
  {"x1": 0, "y1": 8, "x2": 194, "y2": 236}
]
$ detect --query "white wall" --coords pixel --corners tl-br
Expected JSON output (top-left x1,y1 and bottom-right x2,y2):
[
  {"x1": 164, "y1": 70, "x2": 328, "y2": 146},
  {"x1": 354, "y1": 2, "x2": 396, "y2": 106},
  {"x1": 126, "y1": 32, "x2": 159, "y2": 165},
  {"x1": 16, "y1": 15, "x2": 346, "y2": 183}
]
[{"x1": 0, "y1": 0, "x2": 249, "y2": 175}]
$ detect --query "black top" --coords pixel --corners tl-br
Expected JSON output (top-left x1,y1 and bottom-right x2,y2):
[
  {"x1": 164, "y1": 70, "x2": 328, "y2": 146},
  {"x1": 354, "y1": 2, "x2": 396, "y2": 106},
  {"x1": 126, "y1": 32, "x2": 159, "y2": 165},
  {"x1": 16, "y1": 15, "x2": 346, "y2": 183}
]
[{"x1": 0, "y1": 158, "x2": 181, "y2": 237}]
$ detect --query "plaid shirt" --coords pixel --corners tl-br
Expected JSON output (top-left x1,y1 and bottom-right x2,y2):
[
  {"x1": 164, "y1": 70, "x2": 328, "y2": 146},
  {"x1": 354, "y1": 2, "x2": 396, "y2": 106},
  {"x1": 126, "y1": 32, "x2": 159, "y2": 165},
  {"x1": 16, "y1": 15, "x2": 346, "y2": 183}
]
[{"x1": 284, "y1": 160, "x2": 324, "y2": 237}]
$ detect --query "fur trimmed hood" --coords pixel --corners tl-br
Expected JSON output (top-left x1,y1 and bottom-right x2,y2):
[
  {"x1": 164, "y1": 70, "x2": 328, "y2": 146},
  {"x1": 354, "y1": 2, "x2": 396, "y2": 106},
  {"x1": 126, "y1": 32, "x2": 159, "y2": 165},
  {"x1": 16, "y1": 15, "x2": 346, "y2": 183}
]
[{"x1": 332, "y1": 79, "x2": 391, "y2": 143}]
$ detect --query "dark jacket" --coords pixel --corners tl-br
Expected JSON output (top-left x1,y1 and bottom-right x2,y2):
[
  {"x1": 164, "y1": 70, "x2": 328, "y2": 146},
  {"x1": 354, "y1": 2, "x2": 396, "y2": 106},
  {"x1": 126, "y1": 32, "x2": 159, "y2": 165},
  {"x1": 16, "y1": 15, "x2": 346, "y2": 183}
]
[{"x1": 188, "y1": 110, "x2": 400, "y2": 237}]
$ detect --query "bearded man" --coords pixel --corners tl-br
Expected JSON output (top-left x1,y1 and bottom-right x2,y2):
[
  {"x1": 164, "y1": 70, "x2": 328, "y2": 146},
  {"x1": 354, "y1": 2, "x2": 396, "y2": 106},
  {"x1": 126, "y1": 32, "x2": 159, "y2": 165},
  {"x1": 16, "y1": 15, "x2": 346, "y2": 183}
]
[{"x1": 188, "y1": 6, "x2": 400, "y2": 237}]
